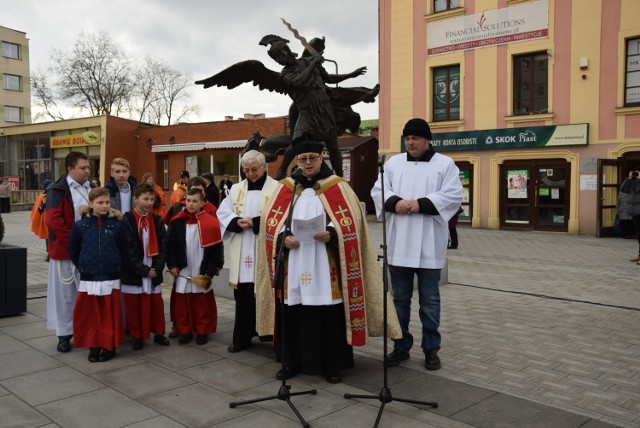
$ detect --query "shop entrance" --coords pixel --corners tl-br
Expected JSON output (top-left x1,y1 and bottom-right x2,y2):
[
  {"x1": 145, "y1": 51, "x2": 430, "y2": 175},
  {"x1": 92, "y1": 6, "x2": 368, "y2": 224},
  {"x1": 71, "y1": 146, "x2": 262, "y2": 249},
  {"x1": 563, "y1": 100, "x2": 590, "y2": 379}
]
[
  {"x1": 597, "y1": 156, "x2": 640, "y2": 237},
  {"x1": 500, "y1": 159, "x2": 570, "y2": 231}
]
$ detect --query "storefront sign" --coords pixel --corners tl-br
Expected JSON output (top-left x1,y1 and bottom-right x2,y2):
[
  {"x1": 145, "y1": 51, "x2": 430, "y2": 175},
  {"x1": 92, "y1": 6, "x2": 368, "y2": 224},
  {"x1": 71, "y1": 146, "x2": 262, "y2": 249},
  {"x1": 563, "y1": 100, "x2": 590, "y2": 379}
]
[
  {"x1": 430, "y1": 123, "x2": 588, "y2": 152},
  {"x1": 427, "y1": 0, "x2": 549, "y2": 55},
  {"x1": 5, "y1": 176, "x2": 19, "y2": 191},
  {"x1": 50, "y1": 131, "x2": 100, "y2": 148}
]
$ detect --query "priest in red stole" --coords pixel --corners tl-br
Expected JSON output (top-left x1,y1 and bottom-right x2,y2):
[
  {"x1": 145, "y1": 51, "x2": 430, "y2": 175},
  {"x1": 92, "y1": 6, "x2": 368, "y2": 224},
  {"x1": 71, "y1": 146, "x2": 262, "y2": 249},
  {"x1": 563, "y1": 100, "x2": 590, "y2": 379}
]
[{"x1": 256, "y1": 134, "x2": 401, "y2": 384}]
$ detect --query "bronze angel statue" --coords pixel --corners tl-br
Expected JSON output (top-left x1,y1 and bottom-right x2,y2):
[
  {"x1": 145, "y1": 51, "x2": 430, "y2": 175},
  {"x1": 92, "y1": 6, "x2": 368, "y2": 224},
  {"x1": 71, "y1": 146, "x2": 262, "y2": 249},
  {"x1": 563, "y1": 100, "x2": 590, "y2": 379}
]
[{"x1": 195, "y1": 34, "x2": 379, "y2": 179}]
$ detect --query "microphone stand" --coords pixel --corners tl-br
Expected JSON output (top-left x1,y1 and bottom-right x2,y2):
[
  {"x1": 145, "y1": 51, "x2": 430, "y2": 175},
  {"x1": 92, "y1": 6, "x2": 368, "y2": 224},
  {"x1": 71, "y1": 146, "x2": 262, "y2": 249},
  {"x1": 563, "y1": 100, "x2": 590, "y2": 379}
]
[
  {"x1": 230, "y1": 174, "x2": 317, "y2": 427},
  {"x1": 343, "y1": 154, "x2": 437, "y2": 427}
]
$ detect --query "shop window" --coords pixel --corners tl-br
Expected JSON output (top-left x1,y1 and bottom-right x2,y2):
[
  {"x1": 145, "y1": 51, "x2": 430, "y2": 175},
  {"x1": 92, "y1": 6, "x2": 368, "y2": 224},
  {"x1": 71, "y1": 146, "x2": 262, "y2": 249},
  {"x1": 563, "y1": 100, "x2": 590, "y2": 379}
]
[
  {"x1": 1, "y1": 41, "x2": 20, "y2": 59},
  {"x1": 625, "y1": 37, "x2": 640, "y2": 106},
  {"x1": 513, "y1": 52, "x2": 548, "y2": 115},
  {"x1": 4, "y1": 106, "x2": 23, "y2": 123},
  {"x1": 434, "y1": 0, "x2": 461, "y2": 12},
  {"x1": 433, "y1": 65, "x2": 460, "y2": 122},
  {"x1": 3, "y1": 74, "x2": 22, "y2": 91}
]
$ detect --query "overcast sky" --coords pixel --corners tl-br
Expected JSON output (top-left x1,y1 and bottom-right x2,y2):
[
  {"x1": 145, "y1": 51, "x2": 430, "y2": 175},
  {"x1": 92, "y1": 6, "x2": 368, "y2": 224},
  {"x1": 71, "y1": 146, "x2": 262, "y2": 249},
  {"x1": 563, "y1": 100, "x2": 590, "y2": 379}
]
[{"x1": 3, "y1": 0, "x2": 380, "y2": 124}]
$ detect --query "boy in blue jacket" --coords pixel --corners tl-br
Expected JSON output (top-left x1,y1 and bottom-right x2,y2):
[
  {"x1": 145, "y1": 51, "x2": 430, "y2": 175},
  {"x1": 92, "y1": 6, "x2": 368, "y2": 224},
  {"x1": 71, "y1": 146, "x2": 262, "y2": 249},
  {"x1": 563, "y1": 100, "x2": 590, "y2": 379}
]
[{"x1": 69, "y1": 187, "x2": 126, "y2": 362}]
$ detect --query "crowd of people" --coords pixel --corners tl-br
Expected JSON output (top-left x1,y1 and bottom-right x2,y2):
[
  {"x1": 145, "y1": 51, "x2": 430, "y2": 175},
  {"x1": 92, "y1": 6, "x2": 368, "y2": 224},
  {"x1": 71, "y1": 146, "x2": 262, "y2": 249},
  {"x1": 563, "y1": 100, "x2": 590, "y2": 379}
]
[{"x1": 39, "y1": 117, "x2": 463, "y2": 384}]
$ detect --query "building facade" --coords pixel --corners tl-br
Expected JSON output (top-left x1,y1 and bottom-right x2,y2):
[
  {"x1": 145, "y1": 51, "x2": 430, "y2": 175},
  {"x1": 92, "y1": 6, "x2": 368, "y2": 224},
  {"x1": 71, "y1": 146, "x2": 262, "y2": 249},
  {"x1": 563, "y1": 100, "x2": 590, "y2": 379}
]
[
  {"x1": 379, "y1": 0, "x2": 640, "y2": 235},
  {"x1": 0, "y1": 26, "x2": 30, "y2": 130}
]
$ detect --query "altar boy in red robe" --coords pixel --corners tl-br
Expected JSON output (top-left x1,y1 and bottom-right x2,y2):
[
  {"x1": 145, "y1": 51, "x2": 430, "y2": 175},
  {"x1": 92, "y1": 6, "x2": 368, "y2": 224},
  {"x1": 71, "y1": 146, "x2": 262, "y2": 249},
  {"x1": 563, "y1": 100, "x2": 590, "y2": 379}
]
[
  {"x1": 167, "y1": 188, "x2": 223, "y2": 345},
  {"x1": 121, "y1": 184, "x2": 169, "y2": 350}
]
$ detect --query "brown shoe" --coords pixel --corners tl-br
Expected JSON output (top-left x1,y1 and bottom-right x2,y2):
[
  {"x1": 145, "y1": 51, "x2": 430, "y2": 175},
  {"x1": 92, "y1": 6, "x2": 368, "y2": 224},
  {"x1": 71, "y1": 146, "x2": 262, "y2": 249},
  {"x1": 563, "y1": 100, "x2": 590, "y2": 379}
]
[{"x1": 630, "y1": 256, "x2": 640, "y2": 262}]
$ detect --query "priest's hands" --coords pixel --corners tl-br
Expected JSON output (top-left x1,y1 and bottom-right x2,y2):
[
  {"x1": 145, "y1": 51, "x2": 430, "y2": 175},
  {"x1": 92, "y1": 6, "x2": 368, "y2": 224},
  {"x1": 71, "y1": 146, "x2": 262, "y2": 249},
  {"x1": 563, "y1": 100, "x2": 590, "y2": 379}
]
[
  {"x1": 284, "y1": 235, "x2": 299, "y2": 249},
  {"x1": 314, "y1": 231, "x2": 330, "y2": 243},
  {"x1": 237, "y1": 217, "x2": 253, "y2": 229},
  {"x1": 396, "y1": 199, "x2": 419, "y2": 215}
]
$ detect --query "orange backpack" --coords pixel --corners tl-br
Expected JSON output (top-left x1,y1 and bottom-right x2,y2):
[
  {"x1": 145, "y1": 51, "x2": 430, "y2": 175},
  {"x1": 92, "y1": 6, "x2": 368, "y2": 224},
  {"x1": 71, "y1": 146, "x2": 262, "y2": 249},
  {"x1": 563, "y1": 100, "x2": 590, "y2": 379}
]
[{"x1": 30, "y1": 192, "x2": 48, "y2": 239}]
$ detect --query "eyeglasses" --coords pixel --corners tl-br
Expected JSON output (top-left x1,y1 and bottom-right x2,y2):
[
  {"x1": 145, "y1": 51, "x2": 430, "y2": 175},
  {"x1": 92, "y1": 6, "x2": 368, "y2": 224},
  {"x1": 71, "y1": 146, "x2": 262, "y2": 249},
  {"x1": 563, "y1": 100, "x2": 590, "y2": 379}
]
[{"x1": 297, "y1": 155, "x2": 321, "y2": 163}]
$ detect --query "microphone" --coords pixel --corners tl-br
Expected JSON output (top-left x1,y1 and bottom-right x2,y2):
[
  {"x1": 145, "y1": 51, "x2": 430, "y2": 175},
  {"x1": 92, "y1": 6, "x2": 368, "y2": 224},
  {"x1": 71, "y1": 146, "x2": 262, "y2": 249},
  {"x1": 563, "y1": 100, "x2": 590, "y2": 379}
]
[
  {"x1": 291, "y1": 168, "x2": 304, "y2": 182},
  {"x1": 377, "y1": 152, "x2": 386, "y2": 166}
]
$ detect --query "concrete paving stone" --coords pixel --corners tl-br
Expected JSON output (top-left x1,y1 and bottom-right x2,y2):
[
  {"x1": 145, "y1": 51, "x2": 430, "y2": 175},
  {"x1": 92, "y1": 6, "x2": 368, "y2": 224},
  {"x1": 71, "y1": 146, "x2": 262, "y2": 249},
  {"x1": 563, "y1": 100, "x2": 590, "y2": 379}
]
[
  {"x1": 213, "y1": 409, "x2": 303, "y2": 427},
  {"x1": 564, "y1": 375, "x2": 614, "y2": 391},
  {"x1": 142, "y1": 383, "x2": 253, "y2": 428},
  {"x1": 24, "y1": 335, "x2": 70, "y2": 356},
  {"x1": 0, "y1": 384, "x2": 8, "y2": 396},
  {"x1": 597, "y1": 374, "x2": 640, "y2": 389},
  {"x1": 125, "y1": 415, "x2": 187, "y2": 428},
  {"x1": 133, "y1": 342, "x2": 223, "y2": 371},
  {"x1": 25, "y1": 299, "x2": 48, "y2": 317},
  {"x1": 0, "y1": 394, "x2": 52, "y2": 427},
  {"x1": 1, "y1": 366, "x2": 103, "y2": 406},
  {"x1": 554, "y1": 363, "x2": 604, "y2": 379},
  {"x1": 340, "y1": 356, "x2": 418, "y2": 393},
  {"x1": 37, "y1": 388, "x2": 158, "y2": 428},
  {"x1": 0, "y1": 313, "x2": 44, "y2": 328},
  {"x1": 207, "y1": 342, "x2": 278, "y2": 368},
  {"x1": 575, "y1": 400, "x2": 640, "y2": 424},
  {"x1": 388, "y1": 371, "x2": 497, "y2": 418},
  {"x1": 0, "y1": 332, "x2": 31, "y2": 354},
  {"x1": 314, "y1": 401, "x2": 441, "y2": 428},
  {"x1": 54, "y1": 348, "x2": 145, "y2": 376},
  {"x1": 0, "y1": 349, "x2": 63, "y2": 381},
  {"x1": 0, "y1": 320, "x2": 52, "y2": 341},
  {"x1": 232, "y1": 379, "x2": 351, "y2": 423},
  {"x1": 94, "y1": 362, "x2": 195, "y2": 399},
  {"x1": 585, "y1": 418, "x2": 639, "y2": 428},
  {"x1": 453, "y1": 392, "x2": 591, "y2": 428},
  {"x1": 179, "y1": 359, "x2": 273, "y2": 394}
]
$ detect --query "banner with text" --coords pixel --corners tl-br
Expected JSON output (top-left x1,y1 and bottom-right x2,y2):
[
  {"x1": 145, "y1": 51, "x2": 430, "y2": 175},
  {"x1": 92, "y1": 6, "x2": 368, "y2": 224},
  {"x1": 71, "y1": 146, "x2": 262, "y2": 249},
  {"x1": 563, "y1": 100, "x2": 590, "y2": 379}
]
[
  {"x1": 50, "y1": 131, "x2": 100, "y2": 149},
  {"x1": 427, "y1": 0, "x2": 549, "y2": 55},
  {"x1": 430, "y1": 123, "x2": 588, "y2": 152}
]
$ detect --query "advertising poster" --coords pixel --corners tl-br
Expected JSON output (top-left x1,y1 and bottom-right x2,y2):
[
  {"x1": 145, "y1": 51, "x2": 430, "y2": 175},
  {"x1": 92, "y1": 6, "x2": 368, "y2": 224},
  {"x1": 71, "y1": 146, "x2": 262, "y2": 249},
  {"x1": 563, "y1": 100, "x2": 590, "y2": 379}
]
[{"x1": 507, "y1": 169, "x2": 528, "y2": 199}]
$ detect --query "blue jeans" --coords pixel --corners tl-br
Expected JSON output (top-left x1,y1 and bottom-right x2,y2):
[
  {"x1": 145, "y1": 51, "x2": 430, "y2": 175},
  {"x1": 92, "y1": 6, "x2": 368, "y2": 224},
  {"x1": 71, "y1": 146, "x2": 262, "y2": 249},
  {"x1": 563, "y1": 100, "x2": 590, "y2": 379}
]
[{"x1": 388, "y1": 265, "x2": 441, "y2": 352}]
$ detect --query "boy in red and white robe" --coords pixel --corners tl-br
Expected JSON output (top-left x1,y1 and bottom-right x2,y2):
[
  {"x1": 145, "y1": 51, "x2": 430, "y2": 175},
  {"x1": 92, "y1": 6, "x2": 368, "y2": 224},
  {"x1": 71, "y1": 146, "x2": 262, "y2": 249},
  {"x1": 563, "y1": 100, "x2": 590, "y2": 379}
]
[
  {"x1": 167, "y1": 188, "x2": 223, "y2": 345},
  {"x1": 121, "y1": 184, "x2": 169, "y2": 350}
]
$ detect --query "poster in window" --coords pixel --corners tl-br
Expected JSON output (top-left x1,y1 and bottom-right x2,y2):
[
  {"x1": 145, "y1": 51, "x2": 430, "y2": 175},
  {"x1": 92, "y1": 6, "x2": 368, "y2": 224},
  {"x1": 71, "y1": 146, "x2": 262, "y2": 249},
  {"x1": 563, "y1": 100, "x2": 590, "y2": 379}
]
[{"x1": 507, "y1": 169, "x2": 528, "y2": 199}]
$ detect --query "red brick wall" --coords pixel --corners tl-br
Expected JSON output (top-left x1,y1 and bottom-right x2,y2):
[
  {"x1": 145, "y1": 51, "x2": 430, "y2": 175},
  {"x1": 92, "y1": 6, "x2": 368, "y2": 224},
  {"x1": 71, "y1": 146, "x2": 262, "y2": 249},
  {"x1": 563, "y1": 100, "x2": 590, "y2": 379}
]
[{"x1": 104, "y1": 116, "x2": 289, "y2": 186}]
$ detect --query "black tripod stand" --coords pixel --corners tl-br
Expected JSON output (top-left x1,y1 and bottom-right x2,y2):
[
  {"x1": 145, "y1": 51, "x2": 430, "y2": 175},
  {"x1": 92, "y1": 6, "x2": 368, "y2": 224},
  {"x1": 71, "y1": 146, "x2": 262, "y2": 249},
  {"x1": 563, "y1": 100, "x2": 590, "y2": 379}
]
[
  {"x1": 344, "y1": 153, "x2": 437, "y2": 427},
  {"x1": 230, "y1": 175, "x2": 317, "y2": 427}
]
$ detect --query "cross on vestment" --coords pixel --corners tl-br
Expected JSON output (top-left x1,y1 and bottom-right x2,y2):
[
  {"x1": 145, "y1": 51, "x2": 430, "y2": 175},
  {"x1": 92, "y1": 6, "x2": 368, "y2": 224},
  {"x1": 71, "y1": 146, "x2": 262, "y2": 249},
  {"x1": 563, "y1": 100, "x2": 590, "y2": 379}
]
[
  {"x1": 267, "y1": 205, "x2": 284, "y2": 231},
  {"x1": 299, "y1": 272, "x2": 313, "y2": 287},
  {"x1": 334, "y1": 205, "x2": 353, "y2": 232},
  {"x1": 244, "y1": 255, "x2": 254, "y2": 269}
]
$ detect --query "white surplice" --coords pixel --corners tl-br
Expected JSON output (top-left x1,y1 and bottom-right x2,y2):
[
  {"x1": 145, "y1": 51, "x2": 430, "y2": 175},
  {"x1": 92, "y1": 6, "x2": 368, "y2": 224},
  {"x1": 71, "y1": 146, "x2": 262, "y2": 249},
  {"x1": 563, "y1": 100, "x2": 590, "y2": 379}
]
[{"x1": 175, "y1": 224, "x2": 211, "y2": 294}]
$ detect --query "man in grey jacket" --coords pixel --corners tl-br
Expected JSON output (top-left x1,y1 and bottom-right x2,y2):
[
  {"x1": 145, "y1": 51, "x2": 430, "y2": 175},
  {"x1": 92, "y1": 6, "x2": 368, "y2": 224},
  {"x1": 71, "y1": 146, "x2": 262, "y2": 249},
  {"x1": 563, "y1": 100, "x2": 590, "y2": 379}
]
[{"x1": 620, "y1": 165, "x2": 640, "y2": 263}]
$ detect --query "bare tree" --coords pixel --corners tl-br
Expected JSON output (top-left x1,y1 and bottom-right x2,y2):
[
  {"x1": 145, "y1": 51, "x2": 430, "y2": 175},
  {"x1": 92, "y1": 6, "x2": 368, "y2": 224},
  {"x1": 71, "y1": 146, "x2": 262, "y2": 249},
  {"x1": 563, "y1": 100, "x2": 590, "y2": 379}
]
[
  {"x1": 31, "y1": 69, "x2": 66, "y2": 121},
  {"x1": 32, "y1": 31, "x2": 199, "y2": 125},
  {"x1": 49, "y1": 32, "x2": 134, "y2": 116}
]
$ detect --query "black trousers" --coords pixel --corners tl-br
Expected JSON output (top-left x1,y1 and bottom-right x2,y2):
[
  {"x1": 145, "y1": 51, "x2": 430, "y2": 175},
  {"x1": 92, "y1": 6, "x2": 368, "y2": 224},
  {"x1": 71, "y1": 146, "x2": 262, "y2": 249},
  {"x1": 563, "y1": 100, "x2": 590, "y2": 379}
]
[
  {"x1": 0, "y1": 198, "x2": 10, "y2": 213},
  {"x1": 232, "y1": 282, "x2": 257, "y2": 347},
  {"x1": 280, "y1": 303, "x2": 353, "y2": 375}
]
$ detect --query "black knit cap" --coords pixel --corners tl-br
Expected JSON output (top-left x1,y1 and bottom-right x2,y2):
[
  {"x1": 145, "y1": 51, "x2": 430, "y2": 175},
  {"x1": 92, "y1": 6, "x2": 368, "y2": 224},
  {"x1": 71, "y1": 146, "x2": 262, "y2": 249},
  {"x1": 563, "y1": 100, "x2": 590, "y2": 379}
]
[
  {"x1": 180, "y1": 170, "x2": 190, "y2": 178},
  {"x1": 402, "y1": 118, "x2": 432, "y2": 140},
  {"x1": 291, "y1": 133, "x2": 324, "y2": 155}
]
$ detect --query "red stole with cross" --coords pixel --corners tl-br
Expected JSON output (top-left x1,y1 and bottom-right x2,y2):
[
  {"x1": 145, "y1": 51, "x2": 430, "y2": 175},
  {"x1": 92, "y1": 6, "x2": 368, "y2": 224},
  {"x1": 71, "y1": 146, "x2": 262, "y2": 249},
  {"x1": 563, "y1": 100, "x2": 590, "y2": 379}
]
[
  {"x1": 263, "y1": 177, "x2": 367, "y2": 346},
  {"x1": 171, "y1": 208, "x2": 222, "y2": 248}
]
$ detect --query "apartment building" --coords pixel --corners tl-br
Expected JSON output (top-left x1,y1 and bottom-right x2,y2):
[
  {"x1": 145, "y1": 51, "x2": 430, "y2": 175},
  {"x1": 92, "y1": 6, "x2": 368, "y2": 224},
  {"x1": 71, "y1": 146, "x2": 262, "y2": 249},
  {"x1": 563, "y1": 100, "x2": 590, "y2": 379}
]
[{"x1": 0, "y1": 26, "x2": 30, "y2": 129}]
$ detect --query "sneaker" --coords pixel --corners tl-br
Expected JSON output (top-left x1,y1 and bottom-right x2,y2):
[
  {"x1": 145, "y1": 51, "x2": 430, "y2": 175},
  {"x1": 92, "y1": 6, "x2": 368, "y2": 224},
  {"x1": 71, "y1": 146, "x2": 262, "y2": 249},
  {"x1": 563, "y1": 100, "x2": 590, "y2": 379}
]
[
  {"x1": 424, "y1": 350, "x2": 441, "y2": 370},
  {"x1": 630, "y1": 256, "x2": 640, "y2": 262},
  {"x1": 385, "y1": 349, "x2": 410, "y2": 367}
]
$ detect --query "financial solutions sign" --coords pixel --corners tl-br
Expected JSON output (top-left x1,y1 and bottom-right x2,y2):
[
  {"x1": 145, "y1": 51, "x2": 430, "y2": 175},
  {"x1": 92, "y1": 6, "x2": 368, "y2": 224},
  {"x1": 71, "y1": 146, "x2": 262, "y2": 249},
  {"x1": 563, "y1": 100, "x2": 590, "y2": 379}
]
[
  {"x1": 427, "y1": 0, "x2": 549, "y2": 55},
  {"x1": 429, "y1": 123, "x2": 588, "y2": 152}
]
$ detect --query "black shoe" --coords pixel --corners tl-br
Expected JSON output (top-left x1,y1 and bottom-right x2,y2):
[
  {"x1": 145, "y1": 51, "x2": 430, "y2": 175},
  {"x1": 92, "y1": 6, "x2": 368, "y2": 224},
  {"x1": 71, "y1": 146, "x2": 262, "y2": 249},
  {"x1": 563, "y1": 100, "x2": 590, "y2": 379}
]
[
  {"x1": 195, "y1": 334, "x2": 208, "y2": 345},
  {"x1": 88, "y1": 348, "x2": 100, "y2": 363},
  {"x1": 57, "y1": 336, "x2": 72, "y2": 353},
  {"x1": 385, "y1": 349, "x2": 410, "y2": 367},
  {"x1": 276, "y1": 365, "x2": 300, "y2": 380},
  {"x1": 424, "y1": 350, "x2": 441, "y2": 370},
  {"x1": 227, "y1": 344, "x2": 251, "y2": 353},
  {"x1": 154, "y1": 335, "x2": 170, "y2": 346},
  {"x1": 99, "y1": 348, "x2": 116, "y2": 362},
  {"x1": 325, "y1": 371, "x2": 342, "y2": 384},
  {"x1": 178, "y1": 334, "x2": 193, "y2": 344},
  {"x1": 132, "y1": 338, "x2": 144, "y2": 350}
]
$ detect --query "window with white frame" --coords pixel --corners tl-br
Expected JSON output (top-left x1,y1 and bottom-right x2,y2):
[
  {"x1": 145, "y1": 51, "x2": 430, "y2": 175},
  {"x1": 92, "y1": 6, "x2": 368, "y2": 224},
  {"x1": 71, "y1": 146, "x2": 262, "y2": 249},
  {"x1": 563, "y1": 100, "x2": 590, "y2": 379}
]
[
  {"x1": 3, "y1": 74, "x2": 22, "y2": 91},
  {"x1": 434, "y1": 0, "x2": 461, "y2": 12},
  {"x1": 433, "y1": 65, "x2": 460, "y2": 122},
  {"x1": 625, "y1": 37, "x2": 640, "y2": 106},
  {"x1": 513, "y1": 52, "x2": 548, "y2": 115},
  {"x1": 1, "y1": 41, "x2": 20, "y2": 59},
  {"x1": 4, "y1": 106, "x2": 23, "y2": 122}
]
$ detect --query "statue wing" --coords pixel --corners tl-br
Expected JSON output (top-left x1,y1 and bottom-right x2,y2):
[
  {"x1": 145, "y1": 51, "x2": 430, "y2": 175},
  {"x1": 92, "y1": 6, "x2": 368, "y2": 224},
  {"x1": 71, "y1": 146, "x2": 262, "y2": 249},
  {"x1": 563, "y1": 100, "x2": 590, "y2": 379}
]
[{"x1": 195, "y1": 60, "x2": 286, "y2": 95}]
